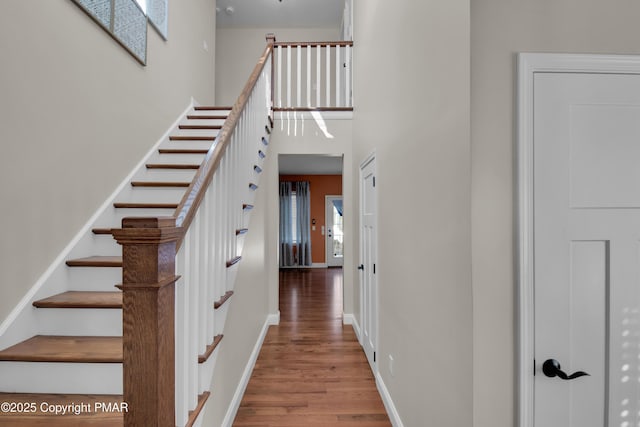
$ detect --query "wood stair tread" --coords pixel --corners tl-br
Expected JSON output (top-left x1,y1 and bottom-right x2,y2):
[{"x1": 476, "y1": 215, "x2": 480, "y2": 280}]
[
  {"x1": 198, "y1": 335, "x2": 223, "y2": 364},
  {"x1": 169, "y1": 135, "x2": 216, "y2": 141},
  {"x1": 131, "y1": 181, "x2": 191, "y2": 187},
  {"x1": 146, "y1": 163, "x2": 201, "y2": 169},
  {"x1": 178, "y1": 124, "x2": 222, "y2": 130},
  {"x1": 186, "y1": 115, "x2": 228, "y2": 120},
  {"x1": 0, "y1": 393, "x2": 124, "y2": 426},
  {"x1": 186, "y1": 392, "x2": 210, "y2": 427},
  {"x1": 226, "y1": 256, "x2": 242, "y2": 268},
  {"x1": 158, "y1": 148, "x2": 209, "y2": 154},
  {"x1": 214, "y1": 291, "x2": 234, "y2": 309},
  {"x1": 33, "y1": 291, "x2": 122, "y2": 309},
  {"x1": 194, "y1": 106, "x2": 231, "y2": 111},
  {"x1": 92, "y1": 228, "x2": 113, "y2": 235},
  {"x1": 66, "y1": 256, "x2": 122, "y2": 267},
  {"x1": 113, "y1": 202, "x2": 178, "y2": 209},
  {"x1": 0, "y1": 336, "x2": 122, "y2": 363}
]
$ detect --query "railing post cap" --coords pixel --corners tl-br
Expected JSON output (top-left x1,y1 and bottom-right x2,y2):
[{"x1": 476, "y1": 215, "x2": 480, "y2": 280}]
[
  {"x1": 112, "y1": 217, "x2": 183, "y2": 245},
  {"x1": 266, "y1": 33, "x2": 276, "y2": 43}
]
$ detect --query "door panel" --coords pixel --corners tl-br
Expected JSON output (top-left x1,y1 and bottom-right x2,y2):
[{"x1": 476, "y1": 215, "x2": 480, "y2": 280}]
[
  {"x1": 533, "y1": 72, "x2": 640, "y2": 427},
  {"x1": 360, "y1": 156, "x2": 377, "y2": 370}
]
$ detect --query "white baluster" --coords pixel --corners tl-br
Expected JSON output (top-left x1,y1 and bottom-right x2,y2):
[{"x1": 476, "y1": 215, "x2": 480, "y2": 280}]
[
  {"x1": 316, "y1": 45, "x2": 321, "y2": 107},
  {"x1": 287, "y1": 45, "x2": 291, "y2": 108},
  {"x1": 277, "y1": 45, "x2": 282, "y2": 108},
  {"x1": 188, "y1": 214, "x2": 199, "y2": 409},
  {"x1": 175, "y1": 240, "x2": 188, "y2": 426},
  {"x1": 326, "y1": 44, "x2": 330, "y2": 107},
  {"x1": 336, "y1": 45, "x2": 341, "y2": 107},
  {"x1": 306, "y1": 45, "x2": 311, "y2": 108},
  {"x1": 297, "y1": 44, "x2": 301, "y2": 108},
  {"x1": 346, "y1": 44, "x2": 351, "y2": 107}
]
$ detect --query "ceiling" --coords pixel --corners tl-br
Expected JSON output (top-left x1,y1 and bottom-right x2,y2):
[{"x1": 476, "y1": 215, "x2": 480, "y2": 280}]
[
  {"x1": 279, "y1": 154, "x2": 343, "y2": 175},
  {"x1": 216, "y1": 0, "x2": 345, "y2": 29}
]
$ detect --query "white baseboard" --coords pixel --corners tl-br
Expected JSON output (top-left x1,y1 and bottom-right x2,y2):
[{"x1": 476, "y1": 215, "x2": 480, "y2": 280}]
[
  {"x1": 221, "y1": 312, "x2": 278, "y2": 427},
  {"x1": 267, "y1": 311, "x2": 280, "y2": 325},
  {"x1": 376, "y1": 371, "x2": 405, "y2": 427},
  {"x1": 342, "y1": 313, "x2": 361, "y2": 343},
  {"x1": 279, "y1": 263, "x2": 328, "y2": 269}
]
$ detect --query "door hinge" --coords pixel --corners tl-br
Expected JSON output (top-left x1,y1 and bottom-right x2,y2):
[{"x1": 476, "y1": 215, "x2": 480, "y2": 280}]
[
  {"x1": 374, "y1": 351, "x2": 376, "y2": 362},
  {"x1": 373, "y1": 176, "x2": 376, "y2": 187},
  {"x1": 373, "y1": 264, "x2": 376, "y2": 274}
]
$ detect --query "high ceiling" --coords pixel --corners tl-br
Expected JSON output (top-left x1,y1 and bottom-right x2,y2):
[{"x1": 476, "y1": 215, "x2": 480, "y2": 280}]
[{"x1": 216, "y1": 0, "x2": 345, "y2": 29}]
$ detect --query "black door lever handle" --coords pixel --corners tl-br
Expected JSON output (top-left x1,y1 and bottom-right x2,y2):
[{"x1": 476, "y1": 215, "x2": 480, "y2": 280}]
[
  {"x1": 542, "y1": 359, "x2": 590, "y2": 380},
  {"x1": 358, "y1": 264, "x2": 364, "y2": 270}
]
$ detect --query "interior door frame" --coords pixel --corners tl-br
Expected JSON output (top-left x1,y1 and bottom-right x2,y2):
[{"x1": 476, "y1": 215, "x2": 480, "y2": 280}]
[{"x1": 517, "y1": 52, "x2": 640, "y2": 427}]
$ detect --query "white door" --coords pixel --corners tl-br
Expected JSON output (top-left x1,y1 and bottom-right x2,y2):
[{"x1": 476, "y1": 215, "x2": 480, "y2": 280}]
[
  {"x1": 360, "y1": 154, "x2": 377, "y2": 370},
  {"x1": 521, "y1": 55, "x2": 640, "y2": 427},
  {"x1": 326, "y1": 195, "x2": 344, "y2": 267}
]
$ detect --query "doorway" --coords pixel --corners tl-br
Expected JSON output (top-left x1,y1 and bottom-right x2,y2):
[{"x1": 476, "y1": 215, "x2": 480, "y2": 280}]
[
  {"x1": 518, "y1": 53, "x2": 640, "y2": 427},
  {"x1": 326, "y1": 195, "x2": 344, "y2": 267}
]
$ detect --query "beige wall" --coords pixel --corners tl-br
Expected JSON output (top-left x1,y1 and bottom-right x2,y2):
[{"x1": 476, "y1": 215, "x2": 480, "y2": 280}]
[
  {"x1": 352, "y1": 1, "x2": 472, "y2": 426},
  {"x1": 471, "y1": 1, "x2": 640, "y2": 426},
  {"x1": 215, "y1": 27, "x2": 340, "y2": 106},
  {"x1": 0, "y1": 1, "x2": 215, "y2": 322}
]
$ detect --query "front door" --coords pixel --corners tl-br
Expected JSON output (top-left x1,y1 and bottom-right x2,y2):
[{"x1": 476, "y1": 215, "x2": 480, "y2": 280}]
[
  {"x1": 326, "y1": 195, "x2": 344, "y2": 267},
  {"x1": 520, "y1": 54, "x2": 640, "y2": 427}
]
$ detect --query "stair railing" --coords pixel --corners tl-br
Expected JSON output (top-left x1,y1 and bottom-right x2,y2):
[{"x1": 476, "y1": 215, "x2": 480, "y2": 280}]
[
  {"x1": 112, "y1": 35, "x2": 274, "y2": 427},
  {"x1": 272, "y1": 40, "x2": 353, "y2": 111}
]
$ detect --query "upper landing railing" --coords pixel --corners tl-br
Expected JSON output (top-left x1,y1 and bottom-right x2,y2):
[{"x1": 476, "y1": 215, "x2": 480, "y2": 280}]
[{"x1": 272, "y1": 40, "x2": 354, "y2": 111}]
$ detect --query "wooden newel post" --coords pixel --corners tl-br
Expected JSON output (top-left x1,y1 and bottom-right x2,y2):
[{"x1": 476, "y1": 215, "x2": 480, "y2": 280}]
[{"x1": 112, "y1": 217, "x2": 182, "y2": 427}]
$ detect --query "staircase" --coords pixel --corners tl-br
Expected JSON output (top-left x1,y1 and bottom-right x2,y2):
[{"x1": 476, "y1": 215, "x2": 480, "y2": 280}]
[{"x1": 0, "y1": 37, "x2": 274, "y2": 426}]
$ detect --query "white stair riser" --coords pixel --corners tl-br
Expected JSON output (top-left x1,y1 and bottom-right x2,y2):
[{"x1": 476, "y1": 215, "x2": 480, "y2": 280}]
[
  {"x1": 0, "y1": 362, "x2": 122, "y2": 394},
  {"x1": 36, "y1": 309, "x2": 122, "y2": 336},
  {"x1": 171, "y1": 128, "x2": 221, "y2": 138},
  {"x1": 67, "y1": 268, "x2": 121, "y2": 292},
  {"x1": 114, "y1": 186, "x2": 188, "y2": 204}
]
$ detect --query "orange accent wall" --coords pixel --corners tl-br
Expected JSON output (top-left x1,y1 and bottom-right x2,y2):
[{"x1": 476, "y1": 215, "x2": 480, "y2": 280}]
[{"x1": 279, "y1": 174, "x2": 343, "y2": 264}]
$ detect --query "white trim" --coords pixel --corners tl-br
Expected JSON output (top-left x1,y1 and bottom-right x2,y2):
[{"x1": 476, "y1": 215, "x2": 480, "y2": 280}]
[
  {"x1": 267, "y1": 311, "x2": 280, "y2": 325},
  {"x1": 274, "y1": 110, "x2": 353, "y2": 121},
  {"x1": 517, "y1": 53, "x2": 640, "y2": 427},
  {"x1": 375, "y1": 371, "x2": 404, "y2": 427},
  {"x1": 342, "y1": 313, "x2": 361, "y2": 343},
  {"x1": 0, "y1": 99, "x2": 196, "y2": 340},
  {"x1": 220, "y1": 312, "x2": 278, "y2": 427},
  {"x1": 279, "y1": 263, "x2": 328, "y2": 269}
]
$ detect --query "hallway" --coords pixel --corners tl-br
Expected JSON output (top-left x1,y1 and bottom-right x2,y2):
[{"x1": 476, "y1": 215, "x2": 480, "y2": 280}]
[{"x1": 233, "y1": 268, "x2": 391, "y2": 426}]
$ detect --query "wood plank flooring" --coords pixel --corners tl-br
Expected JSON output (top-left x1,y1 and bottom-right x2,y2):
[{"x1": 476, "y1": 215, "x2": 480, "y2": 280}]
[{"x1": 233, "y1": 268, "x2": 391, "y2": 427}]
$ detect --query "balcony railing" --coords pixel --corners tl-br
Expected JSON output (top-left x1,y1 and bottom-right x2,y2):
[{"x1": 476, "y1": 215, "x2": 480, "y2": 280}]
[{"x1": 272, "y1": 40, "x2": 353, "y2": 111}]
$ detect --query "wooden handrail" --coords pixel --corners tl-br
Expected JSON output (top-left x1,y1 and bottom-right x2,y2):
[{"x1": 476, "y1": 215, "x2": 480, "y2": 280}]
[
  {"x1": 173, "y1": 37, "x2": 275, "y2": 249},
  {"x1": 274, "y1": 41, "x2": 354, "y2": 48}
]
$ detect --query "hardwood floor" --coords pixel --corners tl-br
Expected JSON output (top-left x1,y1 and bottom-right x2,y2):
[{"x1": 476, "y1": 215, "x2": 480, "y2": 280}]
[{"x1": 233, "y1": 268, "x2": 391, "y2": 427}]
